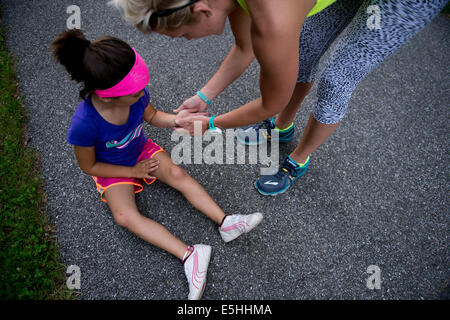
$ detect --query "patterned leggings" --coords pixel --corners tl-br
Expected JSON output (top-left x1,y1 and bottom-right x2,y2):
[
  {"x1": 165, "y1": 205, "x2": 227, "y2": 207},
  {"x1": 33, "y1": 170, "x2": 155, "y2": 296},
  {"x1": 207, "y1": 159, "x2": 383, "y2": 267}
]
[{"x1": 298, "y1": 0, "x2": 447, "y2": 124}]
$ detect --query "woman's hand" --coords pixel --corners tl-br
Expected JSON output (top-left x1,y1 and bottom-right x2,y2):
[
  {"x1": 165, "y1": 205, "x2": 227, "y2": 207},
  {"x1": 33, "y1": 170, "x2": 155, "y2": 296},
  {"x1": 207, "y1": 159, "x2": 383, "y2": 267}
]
[
  {"x1": 174, "y1": 113, "x2": 210, "y2": 136},
  {"x1": 174, "y1": 94, "x2": 209, "y2": 114},
  {"x1": 131, "y1": 158, "x2": 160, "y2": 179},
  {"x1": 176, "y1": 109, "x2": 209, "y2": 120}
]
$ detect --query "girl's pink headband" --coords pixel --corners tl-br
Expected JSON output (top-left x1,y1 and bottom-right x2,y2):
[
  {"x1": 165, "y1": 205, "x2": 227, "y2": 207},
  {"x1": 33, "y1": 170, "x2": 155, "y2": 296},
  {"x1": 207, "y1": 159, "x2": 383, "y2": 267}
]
[{"x1": 94, "y1": 48, "x2": 150, "y2": 98}]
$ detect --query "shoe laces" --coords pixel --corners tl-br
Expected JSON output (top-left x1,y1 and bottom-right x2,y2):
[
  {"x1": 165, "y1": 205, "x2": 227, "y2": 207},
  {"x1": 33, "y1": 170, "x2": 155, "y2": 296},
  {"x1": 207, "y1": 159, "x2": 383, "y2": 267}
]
[
  {"x1": 274, "y1": 158, "x2": 298, "y2": 180},
  {"x1": 255, "y1": 119, "x2": 275, "y2": 135}
]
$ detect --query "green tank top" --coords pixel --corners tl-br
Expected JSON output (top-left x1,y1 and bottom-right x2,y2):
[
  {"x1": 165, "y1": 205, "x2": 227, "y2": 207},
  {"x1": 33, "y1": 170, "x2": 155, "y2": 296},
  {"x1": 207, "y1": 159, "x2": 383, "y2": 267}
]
[{"x1": 236, "y1": 0, "x2": 337, "y2": 17}]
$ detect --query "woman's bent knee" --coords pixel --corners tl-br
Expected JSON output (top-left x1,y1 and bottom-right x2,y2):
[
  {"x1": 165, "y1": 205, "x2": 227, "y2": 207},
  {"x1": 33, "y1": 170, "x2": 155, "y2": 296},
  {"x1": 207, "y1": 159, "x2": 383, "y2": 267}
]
[{"x1": 314, "y1": 75, "x2": 352, "y2": 124}]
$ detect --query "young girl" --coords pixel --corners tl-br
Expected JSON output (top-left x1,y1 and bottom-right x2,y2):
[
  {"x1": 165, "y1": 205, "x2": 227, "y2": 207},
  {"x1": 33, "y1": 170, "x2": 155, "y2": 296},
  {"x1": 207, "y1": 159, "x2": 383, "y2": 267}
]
[{"x1": 51, "y1": 29, "x2": 263, "y2": 300}]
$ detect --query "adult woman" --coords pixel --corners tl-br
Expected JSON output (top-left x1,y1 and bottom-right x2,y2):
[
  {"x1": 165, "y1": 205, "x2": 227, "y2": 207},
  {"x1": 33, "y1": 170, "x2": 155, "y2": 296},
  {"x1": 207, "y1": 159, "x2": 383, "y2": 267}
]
[{"x1": 112, "y1": 0, "x2": 446, "y2": 195}]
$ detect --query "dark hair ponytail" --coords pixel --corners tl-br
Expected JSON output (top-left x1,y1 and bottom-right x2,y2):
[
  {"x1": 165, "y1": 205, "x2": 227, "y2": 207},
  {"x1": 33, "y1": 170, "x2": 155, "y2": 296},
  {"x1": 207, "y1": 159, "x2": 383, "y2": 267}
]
[{"x1": 51, "y1": 29, "x2": 135, "y2": 99}]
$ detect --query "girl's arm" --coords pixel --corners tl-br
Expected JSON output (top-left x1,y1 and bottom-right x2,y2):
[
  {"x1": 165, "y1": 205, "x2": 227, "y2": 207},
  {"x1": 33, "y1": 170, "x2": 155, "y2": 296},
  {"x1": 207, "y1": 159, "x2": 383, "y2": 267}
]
[
  {"x1": 144, "y1": 101, "x2": 207, "y2": 128},
  {"x1": 74, "y1": 145, "x2": 158, "y2": 179},
  {"x1": 144, "y1": 101, "x2": 176, "y2": 128}
]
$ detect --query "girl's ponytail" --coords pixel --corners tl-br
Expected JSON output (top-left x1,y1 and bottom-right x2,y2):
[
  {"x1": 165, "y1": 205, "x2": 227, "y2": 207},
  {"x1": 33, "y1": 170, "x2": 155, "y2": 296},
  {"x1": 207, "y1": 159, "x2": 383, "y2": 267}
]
[
  {"x1": 51, "y1": 29, "x2": 91, "y2": 82},
  {"x1": 51, "y1": 29, "x2": 135, "y2": 99}
]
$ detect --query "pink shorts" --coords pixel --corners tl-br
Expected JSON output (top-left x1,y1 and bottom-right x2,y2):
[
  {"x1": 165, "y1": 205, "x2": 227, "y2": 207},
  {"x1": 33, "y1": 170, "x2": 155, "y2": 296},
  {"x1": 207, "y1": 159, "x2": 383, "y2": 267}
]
[{"x1": 92, "y1": 139, "x2": 165, "y2": 203}]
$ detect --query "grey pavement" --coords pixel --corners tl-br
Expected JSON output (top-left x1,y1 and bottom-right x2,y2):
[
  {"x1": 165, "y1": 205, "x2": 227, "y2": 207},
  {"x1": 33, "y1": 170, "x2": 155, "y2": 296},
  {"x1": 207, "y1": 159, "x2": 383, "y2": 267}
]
[{"x1": 2, "y1": 0, "x2": 449, "y2": 299}]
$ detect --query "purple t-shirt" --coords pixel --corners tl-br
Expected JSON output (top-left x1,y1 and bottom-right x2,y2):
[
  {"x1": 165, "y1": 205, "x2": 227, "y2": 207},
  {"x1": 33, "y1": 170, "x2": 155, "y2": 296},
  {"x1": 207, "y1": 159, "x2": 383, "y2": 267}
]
[{"x1": 67, "y1": 88, "x2": 150, "y2": 167}]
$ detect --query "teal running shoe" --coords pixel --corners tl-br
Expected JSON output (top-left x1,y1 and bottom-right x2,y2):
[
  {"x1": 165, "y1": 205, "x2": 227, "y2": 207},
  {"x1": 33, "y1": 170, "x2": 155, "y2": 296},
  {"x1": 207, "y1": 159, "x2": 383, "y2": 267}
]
[
  {"x1": 237, "y1": 118, "x2": 294, "y2": 145},
  {"x1": 255, "y1": 155, "x2": 310, "y2": 196}
]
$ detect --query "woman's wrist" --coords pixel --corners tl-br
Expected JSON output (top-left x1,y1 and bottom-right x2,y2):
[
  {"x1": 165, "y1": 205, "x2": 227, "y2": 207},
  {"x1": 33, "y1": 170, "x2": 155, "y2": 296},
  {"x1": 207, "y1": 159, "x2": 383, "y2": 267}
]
[
  {"x1": 196, "y1": 90, "x2": 212, "y2": 106},
  {"x1": 208, "y1": 115, "x2": 216, "y2": 130},
  {"x1": 207, "y1": 115, "x2": 223, "y2": 133}
]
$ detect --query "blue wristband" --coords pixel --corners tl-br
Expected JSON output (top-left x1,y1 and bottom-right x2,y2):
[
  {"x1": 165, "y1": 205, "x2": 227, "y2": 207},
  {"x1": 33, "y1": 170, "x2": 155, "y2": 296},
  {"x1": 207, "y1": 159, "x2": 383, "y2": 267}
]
[
  {"x1": 197, "y1": 90, "x2": 211, "y2": 106},
  {"x1": 208, "y1": 116, "x2": 217, "y2": 130},
  {"x1": 208, "y1": 116, "x2": 222, "y2": 133}
]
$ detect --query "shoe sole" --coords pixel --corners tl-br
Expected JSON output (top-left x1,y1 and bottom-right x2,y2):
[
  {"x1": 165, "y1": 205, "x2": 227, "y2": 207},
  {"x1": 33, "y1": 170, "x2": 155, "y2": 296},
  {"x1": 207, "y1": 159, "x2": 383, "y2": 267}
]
[
  {"x1": 254, "y1": 180, "x2": 290, "y2": 196},
  {"x1": 254, "y1": 169, "x2": 308, "y2": 196},
  {"x1": 245, "y1": 212, "x2": 264, "y2": 234}
]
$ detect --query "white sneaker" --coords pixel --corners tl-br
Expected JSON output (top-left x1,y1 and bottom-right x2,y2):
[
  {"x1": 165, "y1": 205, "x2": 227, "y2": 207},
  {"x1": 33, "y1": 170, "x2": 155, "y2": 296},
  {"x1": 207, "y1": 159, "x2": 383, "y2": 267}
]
[
  {"x1": 183, "y1": 244, "x2": 211, "y2": 300},
  {"x1": 219, "y1": 212, "x2": 264, "y2": 243}
]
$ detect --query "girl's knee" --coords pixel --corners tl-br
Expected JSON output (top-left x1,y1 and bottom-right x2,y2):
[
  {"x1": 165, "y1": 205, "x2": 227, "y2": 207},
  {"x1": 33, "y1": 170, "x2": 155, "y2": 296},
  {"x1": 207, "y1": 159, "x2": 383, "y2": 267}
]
[
  {"x1": 168, "y1": 164, "x2": 188, "y2": 181},
  {"x1": 112, "y1": 208, "x2": 140, "y2": 229}
]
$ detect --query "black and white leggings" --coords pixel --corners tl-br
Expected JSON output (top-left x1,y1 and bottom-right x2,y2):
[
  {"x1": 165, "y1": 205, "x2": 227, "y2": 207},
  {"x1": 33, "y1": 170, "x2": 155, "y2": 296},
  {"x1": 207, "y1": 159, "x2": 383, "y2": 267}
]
[{"x1": 298, "y1": 0, "x2": 447, "y2": 124}]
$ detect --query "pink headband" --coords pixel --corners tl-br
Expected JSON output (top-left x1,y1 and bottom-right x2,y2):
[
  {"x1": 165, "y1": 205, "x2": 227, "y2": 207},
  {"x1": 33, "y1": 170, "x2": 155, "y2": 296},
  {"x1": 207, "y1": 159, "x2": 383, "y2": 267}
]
[{"x1": 94, "y1": 48, "x2": 150, "y2": 98}]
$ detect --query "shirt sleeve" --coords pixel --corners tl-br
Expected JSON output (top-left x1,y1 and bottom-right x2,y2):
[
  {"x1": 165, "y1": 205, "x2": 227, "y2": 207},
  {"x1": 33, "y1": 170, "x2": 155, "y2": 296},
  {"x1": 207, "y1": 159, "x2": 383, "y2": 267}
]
[
  {"x1": 141, "y1": 88, "x2": 150, "y2": 111},
  {"x1": 66, "y1": 114, "x2": 96, "y2": 147}
]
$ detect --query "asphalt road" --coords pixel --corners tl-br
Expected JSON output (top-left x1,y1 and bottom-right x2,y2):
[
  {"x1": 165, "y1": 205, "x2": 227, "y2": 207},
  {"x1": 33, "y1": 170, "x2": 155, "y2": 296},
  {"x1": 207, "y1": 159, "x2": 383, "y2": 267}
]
[{"x1": 2, "y1": 0, "x2": 449, "y2": 300}]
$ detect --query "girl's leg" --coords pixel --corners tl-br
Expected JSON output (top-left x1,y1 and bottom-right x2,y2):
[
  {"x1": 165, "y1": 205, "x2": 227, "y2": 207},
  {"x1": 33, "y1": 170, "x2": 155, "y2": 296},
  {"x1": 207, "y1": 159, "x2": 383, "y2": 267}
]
[
  {"x1": 150, "y1": 151, "x2": 226, "y2": 225},
  {"x1": 105, "y1": 182, "x2": 211, "y2": 300},
  {"x1": 104, "y1": 184, "x2": 189, "y2": 260},
  {"x1": 290, "y1": 0, "x2": 446, "y2": 164},
  {"x1": 151, "y1": 151, "x2": 263, "y2": 243}
]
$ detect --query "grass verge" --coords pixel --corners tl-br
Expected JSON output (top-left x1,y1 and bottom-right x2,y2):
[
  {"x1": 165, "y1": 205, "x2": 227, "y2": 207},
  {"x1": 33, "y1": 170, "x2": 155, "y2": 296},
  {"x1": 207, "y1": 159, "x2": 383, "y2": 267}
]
[{"x1": 0, "y1": 10, "x2": 73, "y2": 299}]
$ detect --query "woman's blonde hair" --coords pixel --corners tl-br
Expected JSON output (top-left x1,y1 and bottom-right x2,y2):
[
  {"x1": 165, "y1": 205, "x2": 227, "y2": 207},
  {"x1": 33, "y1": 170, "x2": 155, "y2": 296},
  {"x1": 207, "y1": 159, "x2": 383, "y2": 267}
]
[{"x1": 110, "y1": 0, "x2": 200, "y2": 33}]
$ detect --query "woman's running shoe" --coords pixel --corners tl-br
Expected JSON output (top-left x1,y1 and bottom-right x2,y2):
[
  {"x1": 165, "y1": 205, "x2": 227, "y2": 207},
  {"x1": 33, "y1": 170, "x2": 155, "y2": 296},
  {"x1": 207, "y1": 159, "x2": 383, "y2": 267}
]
[
  {"x1": 237, "y1": 118, "x2": 294, "y2": 145},
  {"x1": 255, "y1": 156, "x2": 310, "y2": 196}
]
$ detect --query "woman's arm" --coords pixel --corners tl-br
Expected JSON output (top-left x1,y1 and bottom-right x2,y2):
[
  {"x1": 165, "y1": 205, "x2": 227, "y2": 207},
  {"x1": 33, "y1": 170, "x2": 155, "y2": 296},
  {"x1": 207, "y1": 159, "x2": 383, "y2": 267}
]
[
  {"x1": 175, "y1": 0, "x2": 316, "y2": 134},
  {"x1": 213, "y1": 0, "x2": 316, "y2": 129},
  {"x1": 174, "y1": 7, "x2": 254, "y2": 113},
  {"x1": 74, "y1": 145, "x2": 158, "y2": 179},
  {"x1": 199, "y1": 7, "x2": 255, "y2": 101}
]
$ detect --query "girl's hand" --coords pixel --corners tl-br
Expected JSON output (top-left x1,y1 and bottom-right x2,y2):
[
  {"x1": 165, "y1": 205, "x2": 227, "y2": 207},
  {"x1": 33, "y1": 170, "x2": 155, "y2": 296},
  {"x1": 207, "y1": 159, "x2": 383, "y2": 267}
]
[
  {"x1": 131, "y1": 158, "x2": 159, "y2": 179},
  {"x1": 174, "y1": 94, "x2": 208, "y2": 114},
  {"x1": 174, "y1": 114, "x2": 210, "y2": 136}
]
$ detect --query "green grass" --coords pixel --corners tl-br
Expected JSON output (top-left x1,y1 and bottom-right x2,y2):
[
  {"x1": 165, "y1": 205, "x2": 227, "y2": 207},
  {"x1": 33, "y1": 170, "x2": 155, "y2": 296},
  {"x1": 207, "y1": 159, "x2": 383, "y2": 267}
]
[{"x1": 0, "y1": 12, "x2": 72, "y2": 299}]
